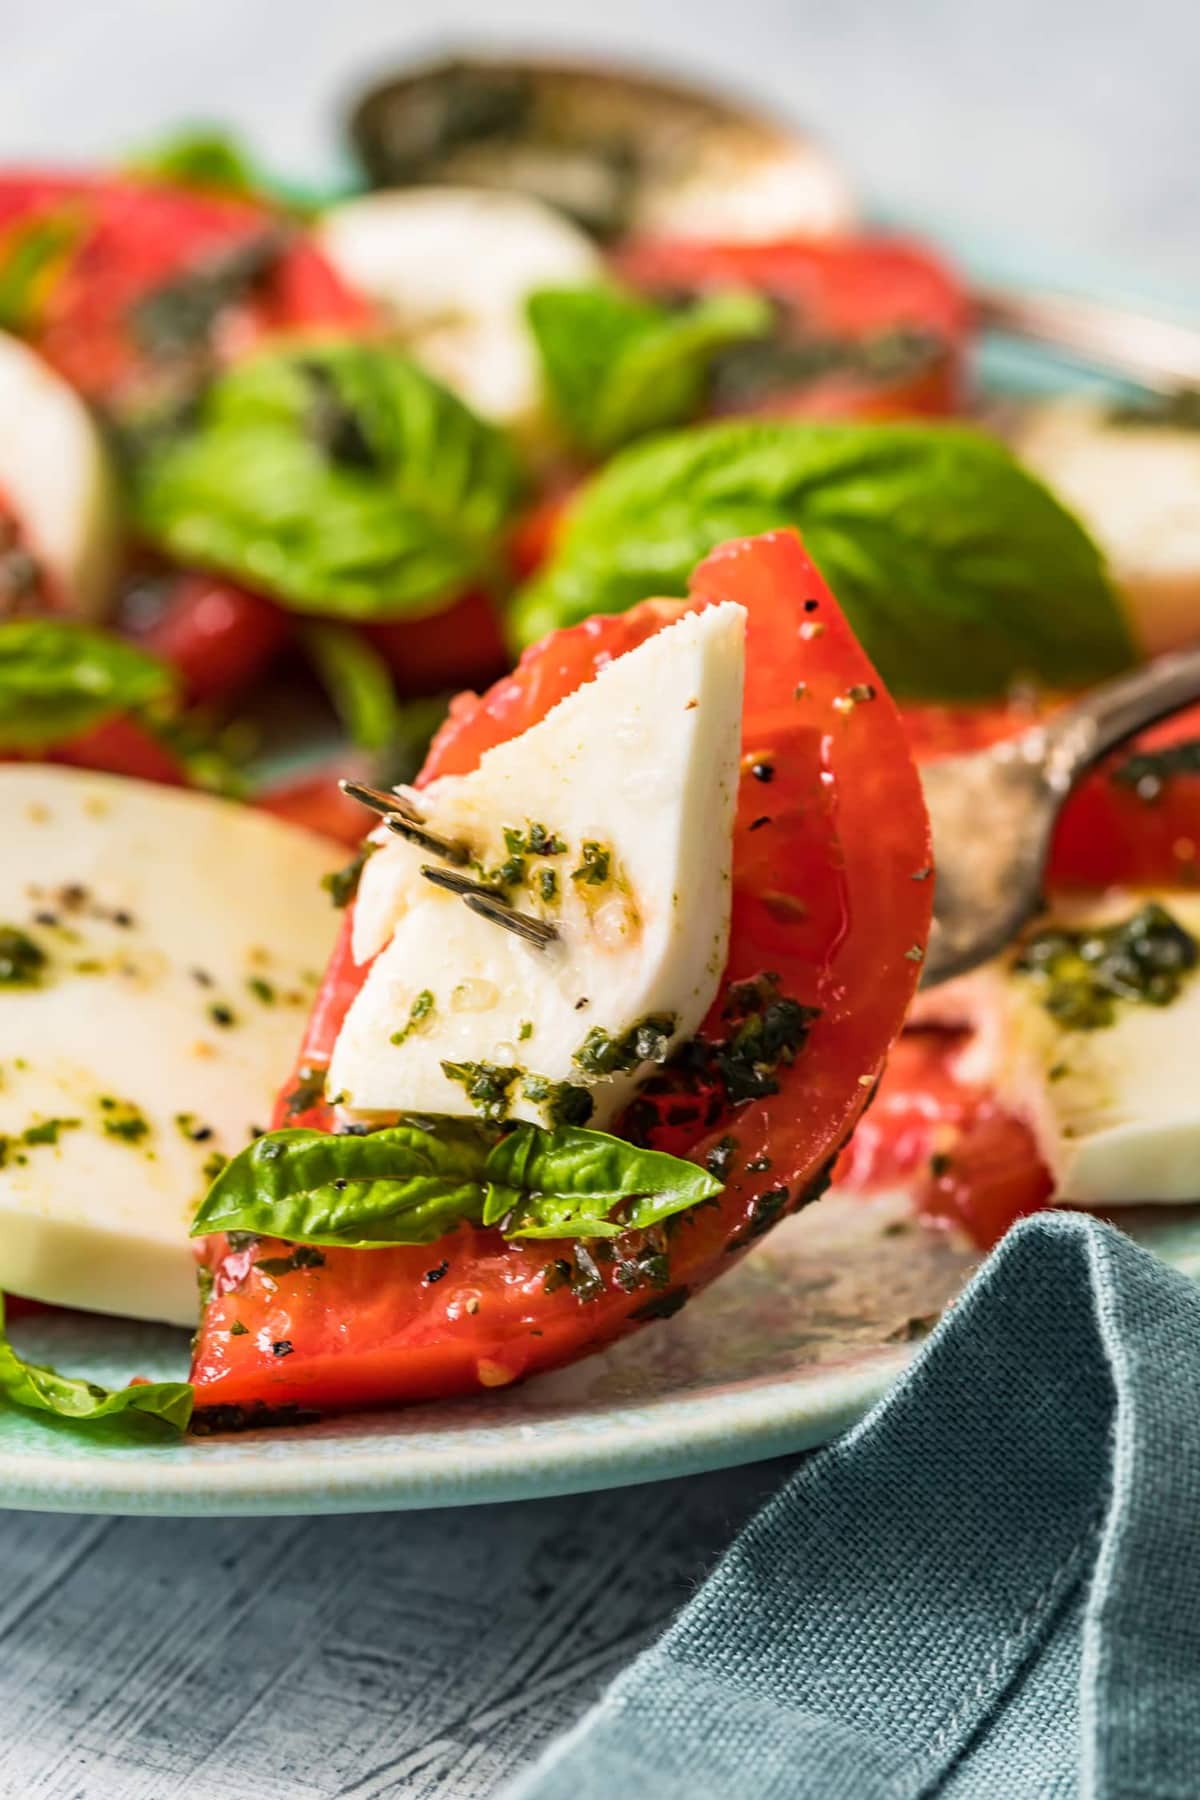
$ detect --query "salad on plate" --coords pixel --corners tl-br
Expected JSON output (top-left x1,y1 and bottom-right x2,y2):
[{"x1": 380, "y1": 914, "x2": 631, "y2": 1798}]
[{"x1": 0, "y1": 54, "x2": 1197, "y2": 1441}]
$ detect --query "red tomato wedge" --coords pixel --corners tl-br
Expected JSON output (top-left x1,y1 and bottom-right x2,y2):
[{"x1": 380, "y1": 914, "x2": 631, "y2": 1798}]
[
  {"x1": 615, "y1": 235, "x2": 970, "y2": 420},
  {"x1": 0, "y1": 172, "x2": 371, "y2": 408},
  {"x1": 122, "y1": 572, "x2": 290, "y2": 703},
  {"x1": 190, "y1": 531, "x2": 932, "y2": 1420}
]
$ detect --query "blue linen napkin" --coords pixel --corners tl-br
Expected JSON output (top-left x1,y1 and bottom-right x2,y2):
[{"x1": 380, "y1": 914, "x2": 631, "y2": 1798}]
[{"x1": 506, "y1": 1212, "x2": 1200, "y2": 1799}]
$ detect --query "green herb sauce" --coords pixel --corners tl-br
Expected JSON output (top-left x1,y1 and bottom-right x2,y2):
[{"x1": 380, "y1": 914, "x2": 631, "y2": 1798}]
[{"x1": 1014, "y1": 902, "x2": 1198, "y2": 1030}]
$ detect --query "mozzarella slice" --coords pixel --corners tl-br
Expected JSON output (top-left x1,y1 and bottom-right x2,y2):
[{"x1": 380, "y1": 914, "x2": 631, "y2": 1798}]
[
  {"x1": 955, "y1": 890, "x2": 1200, "y2": 1205},
  {"x1": 0, "y1": 768, "x2": 340, "y2": 1326},
  {"x1": 316, "y1": 187, "x2": 603, "y2": 430},
  {"x1": 330, "y1": 603, "x2": 746, "y2": 1129},
  {"x1": 0, "y1": 330, "x2": 120, "y2": 618},
  {"x1": 1012, "y1": 397, "x2": 1200, "y2": 657}
]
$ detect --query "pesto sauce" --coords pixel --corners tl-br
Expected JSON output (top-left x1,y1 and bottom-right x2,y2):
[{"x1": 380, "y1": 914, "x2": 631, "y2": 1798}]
[
  {"x1": 521, "y1": 1073, "x2": 594, "y2": 1127},
  {"x1": 323, "y1": 843, "x2": 377, "y2": 908},
  {"x1": 390, "y1": 989, "x2": 435, "y2": 1047},
  {"x1": 573, "y1": 1013, "x2": 677, "y2": 1079},
  {"x1": 1014, "y1": 902, "x2": 1198, "y2": 1030},
  {"x1": 0, "y1": 926, "x2": 46, "y2": 986},
  {"x1": 440, "y1": 1058, "x2": 521, "y2": 1122},
  {"x1": 98, "y1": 1096, "x2": 151, "y2": 1144}
]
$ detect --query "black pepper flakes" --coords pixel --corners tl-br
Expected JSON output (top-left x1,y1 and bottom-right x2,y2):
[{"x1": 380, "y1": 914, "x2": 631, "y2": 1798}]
[
  {"x1": 270, "y1": 1340, "x2": 295, "y2": 1358},
  {"x1": 750, "y1": 761, "x2": 775, "y2": 784},
  {"x1": 425, "y1": 1260, "x2": 450, "y2": 1284},
  {"x1": 749, "y1": 816, "x2": 772, "y2": 832}
]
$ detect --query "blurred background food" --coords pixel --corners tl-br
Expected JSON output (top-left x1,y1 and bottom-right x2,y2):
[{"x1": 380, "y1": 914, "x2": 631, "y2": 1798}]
[{"x1": 0, "y1": 0, "x2": 1196, "y2": 857}]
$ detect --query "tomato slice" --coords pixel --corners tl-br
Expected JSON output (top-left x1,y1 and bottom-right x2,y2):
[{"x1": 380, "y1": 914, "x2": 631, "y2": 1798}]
[
  {"x1": 615, "y1": 234, "x2": 969, "y2": 420},
  {"x1": 190, "y1": 531, "x2": 932, "y2": 1418},
  {"x1": 39, "y1": 715, "x2": 187, "y2": 785},
  {"x1": 121, "y1": 571, "x2": 289, "y2": 703},
  {"x1": 0, "y1": 172, "x2": 371, "y2": 408},
  {"x1": 834, "y1": 1029, "x2": 1052, "y2": 1249},
  {"x1": 364, "y1": 589, "x2": 508, "y2": 699},
  {"x1": 903, "y1": 697, "x2": 1200, "y2": 889}
]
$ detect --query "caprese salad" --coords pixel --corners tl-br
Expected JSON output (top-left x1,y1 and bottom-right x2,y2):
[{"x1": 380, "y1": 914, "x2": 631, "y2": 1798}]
[{"x1": 0, "y1": 56, "x2": 1197, "y2": 1436}]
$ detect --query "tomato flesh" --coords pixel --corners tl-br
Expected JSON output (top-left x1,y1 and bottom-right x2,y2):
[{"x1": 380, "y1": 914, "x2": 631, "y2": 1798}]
[
  {"x1": 190, "y1": 531, "x2": 932, "y2": 1418},
  {"x1": 615, "y1": 234, "x2": 970, "y2": 419},
  {"x1": 834, "y1": 1029, "x2": 1052, "y2": 1249},
  {"x1": 0, "y1": 173, "x2": 371, "y2": 408}
]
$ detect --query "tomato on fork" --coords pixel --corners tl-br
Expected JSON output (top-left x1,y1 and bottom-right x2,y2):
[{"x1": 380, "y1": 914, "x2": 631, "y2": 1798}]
[{"x1": 189, "y1": 531, "x2": 932, "y2": 1417}]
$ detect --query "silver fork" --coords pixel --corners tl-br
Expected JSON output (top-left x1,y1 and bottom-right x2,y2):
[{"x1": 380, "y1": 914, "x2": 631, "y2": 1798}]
[{"x1": 921, "y1": 647, "x2": 1200, "y2": 988}]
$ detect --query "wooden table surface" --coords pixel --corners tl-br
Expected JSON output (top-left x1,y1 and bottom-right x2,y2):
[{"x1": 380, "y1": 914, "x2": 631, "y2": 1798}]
[
  {"x1": 2, "y1": 2, "x2": 1196, "y2": 1794},
  {"x1": 2, "y1": 1463, "x2": 783, "y2": 1797}
]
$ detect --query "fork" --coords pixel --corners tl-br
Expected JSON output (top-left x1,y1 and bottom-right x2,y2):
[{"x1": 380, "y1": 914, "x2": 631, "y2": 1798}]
[{"x1": 920, "y1": 647, "x2": 1200, "y2": 988}]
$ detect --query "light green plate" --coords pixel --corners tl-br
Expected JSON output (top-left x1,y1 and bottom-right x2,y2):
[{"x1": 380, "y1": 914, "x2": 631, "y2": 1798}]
[
  {"x1": 2, "y1": 243, "x2": 1197, "y2": 1516},
  {"x1": 3, "y1": 1195, "x2": 1198, "y2": 1515}
]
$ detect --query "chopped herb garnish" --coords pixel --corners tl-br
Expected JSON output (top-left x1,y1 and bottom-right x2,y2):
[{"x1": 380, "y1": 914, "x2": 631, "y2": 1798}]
[
  {"x1": 175, "y1": 1111, "x2": 214, "y2": 1143},
  {"x1": 705, "y1": 1135, "x2": 738, "y2": 1178},
  {"x1": 571, "y1": 841, "x2": 611, "y2": 887},
  {"x1": 246, "y1": 976, "x2": 275, "y2": 1005},
  {"x1": 22, "y1": 1116, "x2": 79, "y2": 1147},
  {"x1": 255, "y1": 1245, "x2": 326, "y2": 1277},
  {"x1": 100, "y1": 1098, "x2": 151, "y2": 1144},
  {"x1": 518, "y1": 1020, "x2": 533, "y2": 1042},
  {"x1": 0, "y1": 926, "x2": 46, "y2": 987},
  {"x1": 573, "y1": 1013, "x2": 678, "y2": 1079},
  {"x1": 229, "y1": 1319, "x2": 248, "y2": 1336},
  {"x1": 202, "y1": 1149, "x2": 229, "y2": 1183},
  {"x1": 282, "y1": 1065, "x2": 325, "y2": 1121},
  {"x1": 440, "y1": 1058, "x2": 521, "y2": 1122},
  {"x1": 390, "y1": 989, "x2": 435, "y2": 1047},
  {"x1": 323, "y1": 842, "x2": 378, "y2": 908},
  {"x1": 1015, "y1": 902, "x2": 1198, "y2": 1030},
  {"x1": 208, "y1": 1002, "x2": 236, "y2": 1029},
  {"x1": 538, "y1": 868, "x2": 558, "y2": 903},
  {"x1": 521, "y1": 1073, "x2": 595, "y2": 1128}
]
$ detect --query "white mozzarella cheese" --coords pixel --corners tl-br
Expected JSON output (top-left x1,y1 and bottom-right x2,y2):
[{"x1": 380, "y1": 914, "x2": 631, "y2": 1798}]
[
  {"x1": 955, "y1": 890, "x2": 1200, "y2": 1206},
  {"x1": 330, "y1": 603, "x2": 746, "y2": 1129},
  {"x1": 316, "y1": 187, "x2": 603, "y2": 429},
  {"x1": 0, "y1": 330, "x2": 120, "y2": 617},
  {"x1": 1013, "y1": 397, "x2": 1200, "y2": 657},
  {"x1": 0, "y1": 768, "x2": 340, "y2": 1325}
]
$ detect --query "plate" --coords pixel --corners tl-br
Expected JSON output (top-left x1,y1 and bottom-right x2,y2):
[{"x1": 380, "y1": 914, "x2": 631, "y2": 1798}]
[
  {"x1": 4, "y1": 1194, "x2": 1199, "y2": 1515},
  {"x1": 2, "y1": 242, "x2": 1197, "y2": 1516}
]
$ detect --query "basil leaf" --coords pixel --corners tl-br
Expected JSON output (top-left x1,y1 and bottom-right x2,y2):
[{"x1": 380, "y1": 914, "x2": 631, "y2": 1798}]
[
  {"x1": 483, "y1": 1125, "x2": 722, "y2": 1238},
  {"x1": 192, "y1": 1121, "x2": 493, "y2": 1247},
  {"x1": 0, "y1": 619, "x2": 178, "y2": 750},
  {"x1": 0, "y1": 208, "x2": 83, "y2": 334},
  {"x1": 511, "y1": 420, "x2": 1133, "y2": 700},
  {"x1": 131, "y1": 340, "x2": 524, "y2": 620},
  {"x1": 192, "y1": 1118, "x2": 722, "y2": 1248},
  {"x1": 527, "y1": 284, "x2": 771, "y2": 457},
  {"x1": 125, "y1": 128, "x2": 263, "y2": 200},
  {"x1": 0, "y1": 1294, "x2": 192, "y2": 1434},
  {"x1": 300, "y1": 622, "x2": 399, "y2": 753}
]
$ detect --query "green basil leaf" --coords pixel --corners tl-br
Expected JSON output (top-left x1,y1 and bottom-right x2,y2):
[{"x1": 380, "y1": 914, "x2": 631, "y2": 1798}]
[
  {"x1": 131, "y1": 340, "x2": 524, "y2": 620},
  {"x1": 527, "y1": 284, "x2": 771, "y2": 457},
  {"x1": 0, "y1": 208, "x2": 84, "y2": 334},
  {"x1": 511, "y1": 419, "x2": 1133, "y2": 700},
  {"x1": 191, "y1": 1121, "x2": 493, "y2": 1247},
  {"x1": 0, "y1": 1293, "x2": 192, "y2": 1434},
  {"x1": 300, "y1": 622, "x2": 399, "y2": 753},
  {"x1": 483, "y1": 1124, "x2": 722, "y2": 1238},
  {"x1": 193, "y1": 1118, "x2": 722, "y2": 1248},
  {"x1": 0, "y1": 619, "x2": 178, "y2": 750},
  {"x1": 125, "y1": 128, "x2": 263, "y2": 200}
]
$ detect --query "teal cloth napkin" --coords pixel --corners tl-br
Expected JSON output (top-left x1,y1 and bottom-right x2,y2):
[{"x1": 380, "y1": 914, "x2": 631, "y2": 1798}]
[{"x1": 506, "y1": 1213, "x2": 1200, "y2": 1799}]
